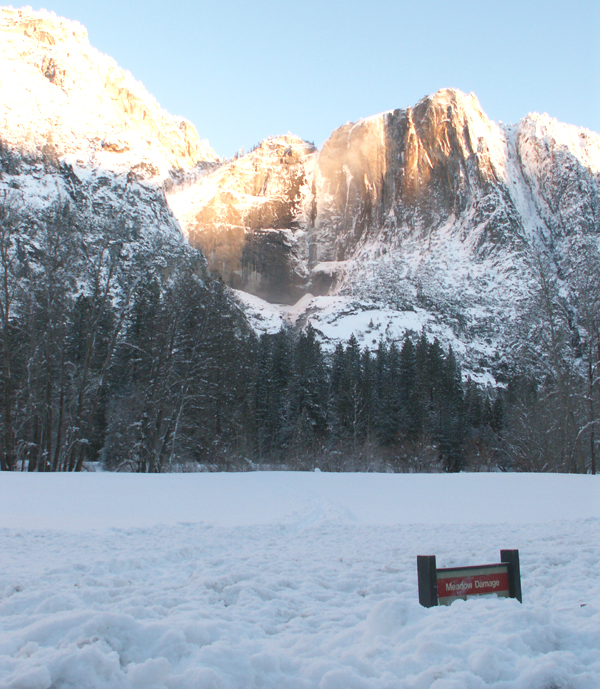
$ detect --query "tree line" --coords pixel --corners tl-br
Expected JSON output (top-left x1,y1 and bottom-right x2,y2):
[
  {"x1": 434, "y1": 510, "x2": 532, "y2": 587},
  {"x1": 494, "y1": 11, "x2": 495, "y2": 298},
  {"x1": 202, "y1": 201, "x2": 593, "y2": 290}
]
[
  {"x1": 0, "y1": 195, "x2": 248, "y2": 472},
  {"x1": 503, "y1": 237, "x2": 600, "y2": 475},
  {"x1": 0, "y1": 192, "x2": 504, "y2": 473},
  {"x1": 0, "y1": 194, "x2": 597, "y2": 473},
  {"x1": 245, "y1": 327, "x2": 506, "y2": 472}
]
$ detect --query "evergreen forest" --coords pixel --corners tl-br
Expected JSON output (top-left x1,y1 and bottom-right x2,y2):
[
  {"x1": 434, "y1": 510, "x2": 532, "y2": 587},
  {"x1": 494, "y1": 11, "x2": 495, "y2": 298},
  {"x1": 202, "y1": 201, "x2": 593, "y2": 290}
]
[{"x1": 0, "y1": 199, "x2": 598, "y2": 474}]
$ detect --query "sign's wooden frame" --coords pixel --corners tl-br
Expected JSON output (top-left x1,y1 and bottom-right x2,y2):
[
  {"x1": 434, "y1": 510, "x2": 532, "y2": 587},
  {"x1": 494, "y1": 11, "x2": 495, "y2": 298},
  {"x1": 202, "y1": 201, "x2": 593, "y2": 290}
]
[{"x1": 417, "y1": 550, "x2": 522, "y2": 607}]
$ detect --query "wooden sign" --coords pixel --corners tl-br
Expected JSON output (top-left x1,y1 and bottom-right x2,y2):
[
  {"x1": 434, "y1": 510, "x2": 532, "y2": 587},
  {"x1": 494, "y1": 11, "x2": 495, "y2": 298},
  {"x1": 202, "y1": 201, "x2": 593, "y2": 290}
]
[{"x1": 418, "y1": 550, "x2": 522, "y2": 607}]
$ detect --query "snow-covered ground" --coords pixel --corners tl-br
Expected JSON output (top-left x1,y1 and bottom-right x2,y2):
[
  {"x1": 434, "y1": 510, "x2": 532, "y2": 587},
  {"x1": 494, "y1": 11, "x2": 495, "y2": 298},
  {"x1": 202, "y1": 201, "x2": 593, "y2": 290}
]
[{"x1": 1, "y1": 472, "x2": 599, "y2": 689}]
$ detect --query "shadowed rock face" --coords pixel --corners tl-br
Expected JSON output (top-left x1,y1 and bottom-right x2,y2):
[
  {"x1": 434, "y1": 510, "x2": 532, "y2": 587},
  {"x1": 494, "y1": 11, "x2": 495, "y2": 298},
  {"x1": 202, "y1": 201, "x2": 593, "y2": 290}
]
[
  {"x1": 170, "y1": 89, "x2": 600, "y2": 305},
  {"x1": 515, "y1": 118, "x2": 600, "y2": 241}
]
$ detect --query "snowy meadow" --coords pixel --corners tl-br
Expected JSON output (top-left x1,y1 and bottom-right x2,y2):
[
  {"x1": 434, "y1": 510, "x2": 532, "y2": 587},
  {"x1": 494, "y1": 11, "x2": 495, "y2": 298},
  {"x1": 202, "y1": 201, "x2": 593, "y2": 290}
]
[{"x1": 1, "y1": 472, "x2": 599, "y2": 689}]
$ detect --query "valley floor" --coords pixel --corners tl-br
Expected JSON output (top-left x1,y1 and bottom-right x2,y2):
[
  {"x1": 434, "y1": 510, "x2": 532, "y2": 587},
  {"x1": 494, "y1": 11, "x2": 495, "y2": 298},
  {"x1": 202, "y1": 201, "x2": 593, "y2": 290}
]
[{"x1": 1, "y1": 473, "x2": 599, "y2": 688}]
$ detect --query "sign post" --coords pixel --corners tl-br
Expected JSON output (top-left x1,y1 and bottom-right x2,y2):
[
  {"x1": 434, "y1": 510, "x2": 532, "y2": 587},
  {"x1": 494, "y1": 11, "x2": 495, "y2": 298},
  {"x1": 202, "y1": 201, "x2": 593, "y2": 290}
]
[
  {"x1": 500, "y1": 549, "x2": 522, "y2": 603},
  {"x1": 418, "y1": 550, "x2": 522, "y2": 607},
  {"x1": 417, "y1": 555, "x2": 438, "y2": 608}
]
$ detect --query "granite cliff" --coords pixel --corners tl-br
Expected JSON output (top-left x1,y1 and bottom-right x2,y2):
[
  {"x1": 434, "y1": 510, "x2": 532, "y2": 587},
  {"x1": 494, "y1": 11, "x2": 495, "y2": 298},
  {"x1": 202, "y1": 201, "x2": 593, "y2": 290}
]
[
  {"x1": 171, "y1": 89, "x2": 599, "y2": 300},
  {"x1": 0, "y1": 6, "x2": 218, "y2": 255},
  {"x1": 169, "y1": 136, "x2": 316, "y2": 303},
  {"x1": 168, "y1": 89, "x2": 600, "y2": 374},
  {"x1": 0, "y1": 7, "x2": 218, "y2": 173}
]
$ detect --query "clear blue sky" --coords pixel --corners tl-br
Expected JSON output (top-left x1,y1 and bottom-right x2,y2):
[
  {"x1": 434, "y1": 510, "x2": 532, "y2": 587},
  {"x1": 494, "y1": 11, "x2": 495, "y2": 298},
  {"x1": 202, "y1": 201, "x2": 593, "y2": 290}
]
[{"x1": 30, "y1": 0, "x2": 600, "y2": 158}]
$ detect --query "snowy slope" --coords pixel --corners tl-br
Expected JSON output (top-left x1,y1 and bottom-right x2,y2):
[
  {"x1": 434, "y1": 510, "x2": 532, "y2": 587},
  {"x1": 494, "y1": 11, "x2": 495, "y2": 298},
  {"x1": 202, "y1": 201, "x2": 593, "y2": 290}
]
[
  {"x1": 1, "y1": 472, "x2": 599, "y2": 688},
  {"x1": 232, "y1": 289, "x2": 501, "y2": 380}
]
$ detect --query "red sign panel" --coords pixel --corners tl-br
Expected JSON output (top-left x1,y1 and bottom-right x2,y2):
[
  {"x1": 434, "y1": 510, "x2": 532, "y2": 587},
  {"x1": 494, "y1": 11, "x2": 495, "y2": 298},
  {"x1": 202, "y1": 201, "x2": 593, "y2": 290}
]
[{"x1": 437, "y1": 564, "x2": 510, "y2": 605}]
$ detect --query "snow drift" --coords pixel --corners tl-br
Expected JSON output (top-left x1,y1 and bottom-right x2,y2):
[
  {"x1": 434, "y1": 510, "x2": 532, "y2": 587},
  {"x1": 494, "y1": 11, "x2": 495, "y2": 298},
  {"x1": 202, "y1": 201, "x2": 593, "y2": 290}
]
[{"x1": 1, "y1": 472, "x2": 599, "y2": 688}]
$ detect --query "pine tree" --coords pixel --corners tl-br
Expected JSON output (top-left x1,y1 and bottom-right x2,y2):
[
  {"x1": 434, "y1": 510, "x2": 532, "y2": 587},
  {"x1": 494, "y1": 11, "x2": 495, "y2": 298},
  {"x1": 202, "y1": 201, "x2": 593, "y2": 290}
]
[
  {"x1": 438, "y1": 346, "x2": 465, "y2": 472},
  {"x1": 289, "y1": 325, "x2": 328, "y2": 450},
  {"x1": 398, "y1": 337, "x2": 419, "y2": 442}
]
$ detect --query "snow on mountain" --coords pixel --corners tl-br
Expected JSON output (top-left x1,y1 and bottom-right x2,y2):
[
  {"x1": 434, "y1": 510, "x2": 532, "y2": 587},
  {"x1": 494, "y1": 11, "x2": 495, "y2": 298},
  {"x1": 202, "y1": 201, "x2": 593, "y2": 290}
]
[
  {"x1": 515, "y1": 114, "x2": 600, "y2": 243},
  {"x1": 0, "y1": 7, "x2": 218, "y2": 176},
  {"x1": 231, "y1": 289, "x2": 505, "y2": 381},
  {"x1": 169, "y1": 89, "x2": 600, "y2": 377},
  {"x1": 0, "y1": 6, "x2": 220, "y2": 258},
  {"x1": 2, "y1": 6, "x2": 598, "y2": 379}
]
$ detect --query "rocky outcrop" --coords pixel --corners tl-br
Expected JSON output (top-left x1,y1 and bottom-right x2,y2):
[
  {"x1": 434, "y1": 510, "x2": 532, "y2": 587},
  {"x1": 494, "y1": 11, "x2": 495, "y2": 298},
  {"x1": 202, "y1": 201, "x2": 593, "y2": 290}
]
[
  {"x1": 168, "y1": 136, "x2": 316, "y2": 303},
  {"x1": 0, "y1": 7, "x2": 219, "y2": 282},
  {"x1": 312, "y1": 90, "x2": 524, "y2": 256},
  {"x1": 516, "y1": 114, "x2": 600, "y2": 242},
  {"x1": 172, "y1": 88, "x2": 600, "y2": 311}
]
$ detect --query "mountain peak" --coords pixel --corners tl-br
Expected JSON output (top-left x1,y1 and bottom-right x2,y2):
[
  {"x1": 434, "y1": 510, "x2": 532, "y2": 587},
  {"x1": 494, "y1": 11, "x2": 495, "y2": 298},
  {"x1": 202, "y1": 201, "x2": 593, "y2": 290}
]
[
  {"x1": 167, "y1": 88, "x2": 600, "y2": 373},
  {"x1": 0, "y1": 6, "x2": 88, "y2": 46},
  {"x1": 416, "y1": 86, "x2": 478, "y2": 106},
  {"x1": 0, "y1": 7, "x2": 219, "y2": 176}
]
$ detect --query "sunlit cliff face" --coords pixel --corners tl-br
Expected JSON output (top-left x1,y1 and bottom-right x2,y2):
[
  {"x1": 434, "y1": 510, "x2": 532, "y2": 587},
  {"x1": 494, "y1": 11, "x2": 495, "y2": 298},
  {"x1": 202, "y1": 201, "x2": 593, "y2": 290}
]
[
  {"x1": 312, "y1": 113, "x2": 390, "y2": 262},
  {"x1": 169, "y1": 135, "x2": 317, "y2": 304},
  {"x1": 169, "y1": 88, "x2": 525, "y2": 303},
  {"x1": 400, "y1": 91, "x2": 501, "y2": 211},
  {"x1": 0, "y1": 7, "x2": 218, "y2": 176},
  {"x1": 315, "y1": 89, "x2": 509, "y2": 250}
]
